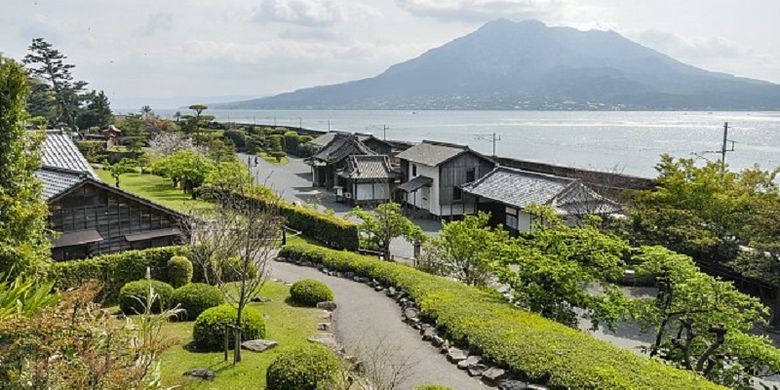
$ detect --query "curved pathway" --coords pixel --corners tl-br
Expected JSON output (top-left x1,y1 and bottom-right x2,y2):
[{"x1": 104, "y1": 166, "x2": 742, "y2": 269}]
[{"x1": 271, "y1": 260, "x2": 489, "y2": 390}]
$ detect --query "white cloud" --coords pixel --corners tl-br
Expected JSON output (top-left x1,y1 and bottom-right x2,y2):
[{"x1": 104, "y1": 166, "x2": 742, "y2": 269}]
[
  {"x1": 636, "y1": 30, "x2": 749, "y2": 61},
  {"x1": 143, "y1": 12, "x2": 173, "y2": 36},
  {"x1": 394, "y1": 0, "x2": 564, "y2": 22},
  {"x1": 255, "y1": 0, "x2": 346, "y2": 27}
]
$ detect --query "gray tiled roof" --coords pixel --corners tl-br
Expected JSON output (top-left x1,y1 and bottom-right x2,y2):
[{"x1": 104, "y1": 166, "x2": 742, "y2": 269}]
[
  {"x1": 339, "y1": 155, "x2": 395, "y2": 180},
  {"x1": 310, "y1": 131, "x2": 338, "y2": 148},
  {"x1": 395, "y1": 140, "x2": 468, "y2": 166},
  {"x1": 41, "y1": 130, "x2": 99, "y2": 179},
  {"x1": 36, "y1": 167, "x2": 89, "y2": 200},
  {"x1": 462, "y1": 166, "x2": 621, "y2": 215},
  {"x1": 310, "y1": 133, "x2": 375, "y2": 164},
  {"x1": 397, "y1": 175, "x2": 433, "y2": 192}
]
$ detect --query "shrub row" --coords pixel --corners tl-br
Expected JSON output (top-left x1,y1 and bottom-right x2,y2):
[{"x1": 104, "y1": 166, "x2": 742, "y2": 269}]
[
  {"x1": 49, "y1": 246, "x2": 198, "y2": 303},
  {"x1": 279, "y1": 242, "x2": 724, "y2": 390}
]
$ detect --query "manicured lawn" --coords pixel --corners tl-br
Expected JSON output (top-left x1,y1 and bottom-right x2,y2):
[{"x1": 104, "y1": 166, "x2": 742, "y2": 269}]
[
  {"x1": 95, "y1": 169, "x2": 214, "y2": 214},
  {"x1": 156, "y1": 281, "x2": 322, "y2": 389},
  {"x1": 259, "y1": 151, "x2": 288, "y2": 165}
]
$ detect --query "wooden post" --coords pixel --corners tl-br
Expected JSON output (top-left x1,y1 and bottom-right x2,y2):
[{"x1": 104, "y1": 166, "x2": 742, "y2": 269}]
[{"x1": 224, "y1": 324, "x2": 229, "y2": 361}]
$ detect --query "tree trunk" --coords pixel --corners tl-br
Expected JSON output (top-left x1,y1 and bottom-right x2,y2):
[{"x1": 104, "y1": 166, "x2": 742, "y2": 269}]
[{"x1": 234, "y1": 305, "x2": 243, "y2": 364}]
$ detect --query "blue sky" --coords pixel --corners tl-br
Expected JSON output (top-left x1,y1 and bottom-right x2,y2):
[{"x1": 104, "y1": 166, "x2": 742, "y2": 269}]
[{"x1": 2, "y1": 0, "x2": 778, "y2": 107}]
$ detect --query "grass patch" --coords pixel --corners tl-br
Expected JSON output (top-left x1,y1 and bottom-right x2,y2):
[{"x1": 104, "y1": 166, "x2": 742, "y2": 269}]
[
  {"x1": 153, "y1": 281, "x2": 322, "y2": 389},
  {"x1": 95, "y1": 168, "x2": 214, "y2": 214},
  {"x1": 259, "y1": 151, "x2": 288, "y2": 165}
]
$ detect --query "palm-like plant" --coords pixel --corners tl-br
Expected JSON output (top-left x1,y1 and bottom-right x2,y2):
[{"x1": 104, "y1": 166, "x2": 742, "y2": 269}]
[{"x1": 0, "y1": 275, "x2": 58, "y2": 320}]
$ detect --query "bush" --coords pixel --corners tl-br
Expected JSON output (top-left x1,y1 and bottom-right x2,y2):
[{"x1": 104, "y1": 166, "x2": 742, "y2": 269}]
[
  {"x1": 290, "y1": 279, "x2": 334, "y2": 306},
  {"x1": 279, "y1": 242, "x2": 723, "y2": 390},
  {"x1": 171, "y1": 283, "x2": 225, "y2": 321},
  {"x1": 167, "y1": 255, "x2": 193, "y2": 287},
  {"x1": 49, "y1": 246, "x2": 191, "y2": 303},
  {"x1": 414, "y1": 386, "x2": 454, "y2": 390},
  {"x1": 266, "y1": 343, "x2": 339, "y2": 390},
  {"x1": 118, "y1": 279, "x2": 175, "y2": 314},
  {"x1": 193, "y1": 304, "x2": 265, "y2": 351}
]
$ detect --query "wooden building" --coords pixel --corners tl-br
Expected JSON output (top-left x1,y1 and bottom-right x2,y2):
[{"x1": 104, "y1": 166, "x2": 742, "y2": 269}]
[
  {"x1": 395, "y1": 140, "x2": 495, "y2": 219},
  {"x1": 461, "y1": 166, "x2": 621, "y2": 234},
  {"x1": 337, "y1": 155, "x2": 398, "y2": 204},
  {"x1": 306, "y1": 133, "x2": 376, "y2": 189},
  {"x1": 38, "y1": 130, "x2": 184, "y2": 261},
  {"x1": 309, "y1": 131, "x2": 393, "y2": 156}
]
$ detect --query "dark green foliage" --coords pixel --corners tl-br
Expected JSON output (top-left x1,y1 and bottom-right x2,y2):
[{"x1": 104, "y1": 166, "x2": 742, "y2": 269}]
[
  {"x1": 167, "y1": 255, "x2": 193, "y2": 287},
  {"x1": 290, "y1": 279, "x2": 334, "y2": 306},
  {"x1": 223, "y1": 129, "x2": 246, "y2": 149},
  {"x1": 118, "y1": 279, "x2": 174, "y2": 314},
  {"x1": 0, "y1": 57, "x2": 50, "y2": 277},
  {"x1": 171, "y1": 283, "x2": 224, "y2": 321},
  {"x1": 76, "y1": 90, "x2": 112, "y2": 130},
  {"x1": 76, "y1": 140, "x2": 108, "y2": 163},
  {"x1": 269, "y1": 150, "x2": 286, "y2": 162},
  {"x1": 283, "y1": 131, "x2": 299, "y2": 155},
  {"x1": 265, "y1": 343, "x2": 339, "y2": 390},
  {"x1": 49, "y1": 246, "x2": 191, "y2": 303},
  {"x1": 279, "y1": 242, "x2": 723, "y2": 390},
  {"x1": 192, "y1": 304, "x2": 265, "y2": 351}
]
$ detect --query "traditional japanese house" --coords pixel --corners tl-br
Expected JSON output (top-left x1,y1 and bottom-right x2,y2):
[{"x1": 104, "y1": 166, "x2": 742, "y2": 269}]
[
  {"x1": 37, "y1": 130, "x2": 185, "y2": 261},
  {"x1": 338, "y1": 155, "x2": 398, "y2": 204},
  {"x1": 461, "y1": 166, "x2": 621, "y2": 233},
  {"x1": 395, "y1": 140, "x2": 495, "y2": 219},
  {"x1": 306, "y1": 133, "x2": 375, "y2": 189}
]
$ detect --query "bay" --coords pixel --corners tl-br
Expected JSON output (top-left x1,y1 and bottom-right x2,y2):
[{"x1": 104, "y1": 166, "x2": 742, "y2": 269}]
[{"x1": 123, "y1": 109, "x2": 780, "y2": 178}]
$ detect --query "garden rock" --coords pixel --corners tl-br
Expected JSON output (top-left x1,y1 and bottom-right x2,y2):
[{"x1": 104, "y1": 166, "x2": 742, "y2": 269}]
[
  {"x1": 446, "y1": 347, "x2": 468, "y2": 363},
  {"x1": 525, "y1": 385, "x2": 549, "y2": 390},
  {"x1": 308, "y1": 334, "x2": 338, "y2": 349},
  {"x1": 316, "y1": 301, "x2": 337, "y2": 311},
  {"x1": 403, "y1": 308, "x2": 419, "y2": 321},
  {"x1": 422, "y1": 327, "x2": 437, "y2": 341},
  {"x1": 481, "y1": 367, "x2": 507, "y2": 384},
  {"x1": 468, "y1": 363, "x2": 488, "y2": 377},
  {"x1": 457, "y1": 355, "x2": 482, "y2": 369},
  {"x1": 317, "y1": 322, "x2": 331, "y2": 331},
  {"x1": 498, "y1": 379, "x2": 529, "y2": 390},
  {"x1": 183, "y1": 368, "x2": 216, "y2": 381},
  {"x1": 431, "y1": 335, "x2": 445, "y2": 347},
  {"x1": 386, "y1": 287, "x2": 396, "y2": 296},
  {"x1": 250, "y1": 296, "x2": 272, "y2": 303},
  {"x1": 241, "y1": 339, "x2": 278, "y2": 353},
  {"x1": 374, "y1": 285, "x2": 384, "y2": 292}
]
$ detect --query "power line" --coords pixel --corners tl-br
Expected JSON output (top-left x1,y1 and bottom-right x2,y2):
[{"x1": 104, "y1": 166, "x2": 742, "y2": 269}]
[
  {"x1": 474, "y1": 132, "x2": 502, "y2": 156},
  {"x1": 695, "y1": 122, "x2": 737, "y2": 171}
]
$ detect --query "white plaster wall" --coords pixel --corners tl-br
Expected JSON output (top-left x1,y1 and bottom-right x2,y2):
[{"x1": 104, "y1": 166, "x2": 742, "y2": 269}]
[{"x1": 406, "y1": 162, "x2": 440, "y2": 215}]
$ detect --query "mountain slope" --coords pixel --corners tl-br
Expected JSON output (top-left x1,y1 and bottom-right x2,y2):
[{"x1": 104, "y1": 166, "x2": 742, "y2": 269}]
[{"x1": 220, "y1": 19, "x2": 780, "y2": 110}]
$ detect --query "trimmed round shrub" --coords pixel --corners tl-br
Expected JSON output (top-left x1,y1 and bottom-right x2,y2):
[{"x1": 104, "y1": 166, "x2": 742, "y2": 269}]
[
  {"x1": 192, "y1": 304, "x2": 265, "y2": 351},
  {"x1": 167, "y1": 255, "x2": 193, "y2": 287},
  {"x1": 266, "y1": 344, "x2": 339, "y2": 390},
  {"x1": 415, "y1": 386, "x2": 455, "y2": 390},
  {"x1": 118, "y1": 279, "x2": 175, "y2": 314},
  {"x1": 290, "y1": 279, "x2": 334, "y2": 306},
  {"x1": 171, "y1": 283, "x2": 225, "y2": 321}
]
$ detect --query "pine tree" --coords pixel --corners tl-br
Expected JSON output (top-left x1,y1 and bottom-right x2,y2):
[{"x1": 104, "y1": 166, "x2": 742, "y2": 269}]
[
  {"x1": 77, "y1": 90, "x2": 112, "y2": 130},
  {"x1": 0, "y1": 57, "x2": 50, "y2": 276},
  {"x1": 23, "y1": 38, "x2": 87, "y2": 130}
]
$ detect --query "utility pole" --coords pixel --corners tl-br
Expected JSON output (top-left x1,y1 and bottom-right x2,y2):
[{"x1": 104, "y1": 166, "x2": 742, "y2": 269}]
[
  {"x1": 383, "y1": 124, "x2": 388, "y2": 141},
  {"x1": 720, "y1": 122, "x2": 735, "y2": 172},
  {"x1": 475, "y1": 132, "x2": 501, "y2": 156},
  {"x1": 273, "y1": 116, "x2": 277, "y2": 126},
  {"x1": 298, "y1": 117, "x2": 302, "y2": 130},
  {"x1": 328, "y1": 119, "x2": 331, "y2": 132}
]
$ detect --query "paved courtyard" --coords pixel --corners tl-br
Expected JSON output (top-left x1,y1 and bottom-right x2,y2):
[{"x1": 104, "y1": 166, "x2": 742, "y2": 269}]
[{"x1": 239, "y1": 154, "x2": 441, "y2": 261}]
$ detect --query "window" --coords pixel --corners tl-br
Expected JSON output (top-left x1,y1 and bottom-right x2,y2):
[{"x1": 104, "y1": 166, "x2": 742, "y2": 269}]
[
  {"x1": 452, "y1": 187, "x2": 463, "y2": 201},
  {"x1": 505, "y1": 207, "x2": 518, "y2": 230},
  {"x1": 466, "y1": 168, "x2": 476, "y2": 183},
  {"x1": 412, "y1": 164, "x2": 417, "y2": 177}
]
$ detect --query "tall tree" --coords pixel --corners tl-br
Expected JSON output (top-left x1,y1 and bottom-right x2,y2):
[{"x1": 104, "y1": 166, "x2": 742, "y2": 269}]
[
  {"x1": 349, "y1": 202, "x2": 425, "y2": 260},
  {"x1": 23, "y1": 38, "x2": 86, "y2": 130},
  {"x1": 76, "y1": 90, "x2": 112, "y2": 130},
  {"x1": 0, "y1": 57, "x2": 50, "y2": 277}
]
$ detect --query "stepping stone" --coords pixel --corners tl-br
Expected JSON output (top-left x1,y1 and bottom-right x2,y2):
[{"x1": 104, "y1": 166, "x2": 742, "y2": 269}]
[
  {"x1": 251, "y1": 296, "x2": 272, "y2": 303},
  {"x1": 241, "y1": 339, "x2": 278, "y2": 352},
  {"x1": 446, "y1": 347, "x2": 468, "y2": 363},
  {"x1": 457, "y1": 355, "x2": 482, "y2": 369},
  {"x1": 183, "y1": 368, "x2": 216, "y2": 381},
  {"x1": 308, "y1": 334, "x2": 338, "y2": 348},
  {"x1": 468, "y1": 363, "x2": 488, "y2": 377},
  {"x1": 497, "y1": 379, "x2": 529, "y2": 390},
  {"x1": 481, "y1": 367, "x2": 507, "y2": 385},
  {"x1": 316, "y1": 301, "x2": 337, "y2": 311}
]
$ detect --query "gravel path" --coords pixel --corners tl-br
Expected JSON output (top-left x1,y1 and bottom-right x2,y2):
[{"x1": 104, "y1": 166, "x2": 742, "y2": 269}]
[{"x1": 271, "y1": 260, "x2": 489, "y2": 390}]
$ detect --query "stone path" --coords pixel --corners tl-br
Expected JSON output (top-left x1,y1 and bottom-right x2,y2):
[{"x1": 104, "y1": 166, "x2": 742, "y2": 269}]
[{"x1": 270, "y1": 259, "x2": 489, "y2": 390}]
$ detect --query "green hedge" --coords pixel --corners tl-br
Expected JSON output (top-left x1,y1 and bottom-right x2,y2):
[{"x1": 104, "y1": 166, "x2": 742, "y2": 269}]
[
  {"x1": 118, "y1": 279, "x2": 175, "y2": 314},
  {"x1": 290, "y1": 279, "x2": 334, "y2": 306},
  {"x1": 49, "y1": 246, "x2": 193, "y2": 303},
  {"x1": 266, "y1": 343, "x2": 339, "y2": 390},
  {"x1": 167, "y1": 255, "x2": 193, "y2": 287},
  {"x1": 199, "y1": 188, "x2": 359, "y2": 250},
  {"x1": 172, "y1": 283, "x2": 225, "y2": 321},
  {"x1": 193, "y1": 304, "x2": 266, "y2": 351},
  {"x1": 279, "y1": 242, "x2": 724, "y2": 390}
]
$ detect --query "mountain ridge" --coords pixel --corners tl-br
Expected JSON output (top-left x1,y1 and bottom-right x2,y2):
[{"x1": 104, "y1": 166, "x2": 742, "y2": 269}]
[{"x1": 217, "y1": 19, "x2": 780, "y2": 110}]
